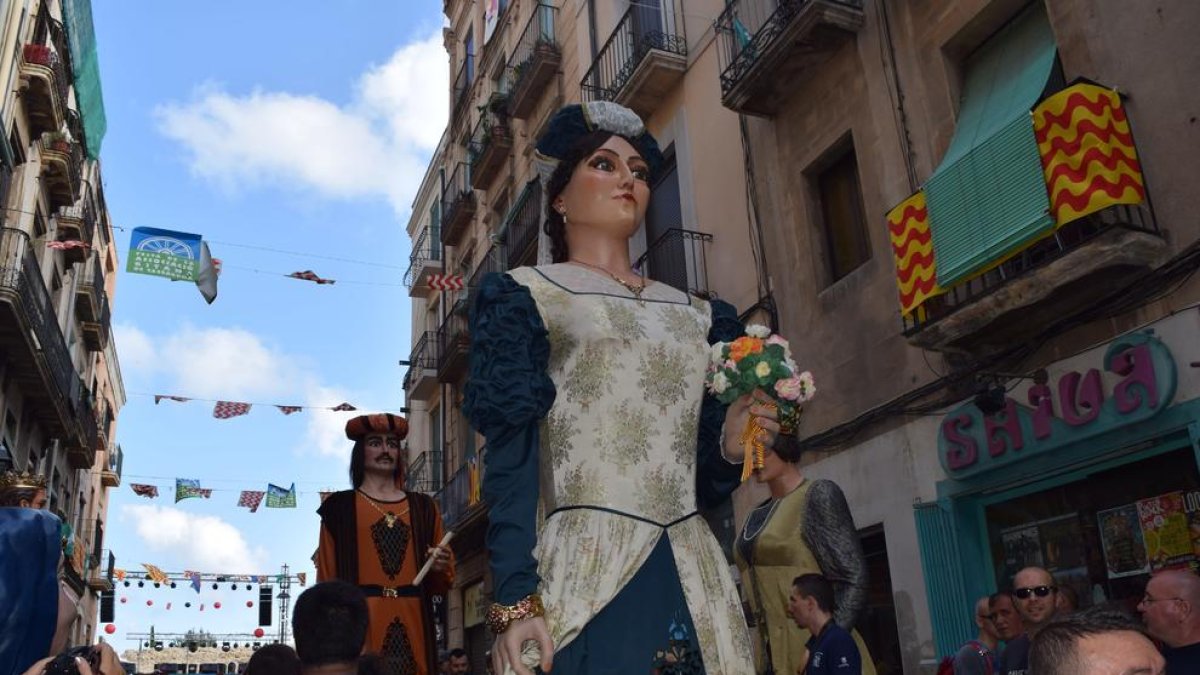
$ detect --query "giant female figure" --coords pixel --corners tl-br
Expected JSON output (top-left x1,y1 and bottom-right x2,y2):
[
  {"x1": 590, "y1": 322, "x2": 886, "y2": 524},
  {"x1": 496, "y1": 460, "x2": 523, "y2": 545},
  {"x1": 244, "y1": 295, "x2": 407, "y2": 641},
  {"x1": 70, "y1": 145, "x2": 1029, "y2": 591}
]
[{"x1": 464, "y1": 102, "x2": 773, "y2": 675}]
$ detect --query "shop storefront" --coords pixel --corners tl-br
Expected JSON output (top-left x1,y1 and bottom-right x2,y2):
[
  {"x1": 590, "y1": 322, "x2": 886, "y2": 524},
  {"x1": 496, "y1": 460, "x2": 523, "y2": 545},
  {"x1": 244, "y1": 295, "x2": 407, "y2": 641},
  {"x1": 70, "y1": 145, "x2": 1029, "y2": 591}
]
[{"x1": 916, "y1": 316, "x2": 1200, "y2": 655}]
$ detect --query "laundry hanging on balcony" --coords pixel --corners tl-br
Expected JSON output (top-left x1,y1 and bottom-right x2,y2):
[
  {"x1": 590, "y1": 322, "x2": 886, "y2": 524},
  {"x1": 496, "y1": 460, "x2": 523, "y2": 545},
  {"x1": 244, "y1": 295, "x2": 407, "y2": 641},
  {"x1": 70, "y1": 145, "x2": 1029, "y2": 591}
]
[{"x1": 887, "y1": 80, "x2": 1147, "y2": 317}]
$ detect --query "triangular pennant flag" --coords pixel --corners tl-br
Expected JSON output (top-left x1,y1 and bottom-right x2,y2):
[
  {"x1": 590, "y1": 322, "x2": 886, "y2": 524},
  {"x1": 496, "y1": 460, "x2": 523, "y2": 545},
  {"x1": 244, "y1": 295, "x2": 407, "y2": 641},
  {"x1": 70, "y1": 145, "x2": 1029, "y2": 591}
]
[
  {"x1": 200, "y1": 603, "x2": 205, "y2": 612},
  {"x1": 175, "y1": 478, "x2": 203, "y2": 502},
  {"x1": 131, "y1": 483, "x2": 159, "y2": 498},
  {"x1": 330, "y1": 402, "x2": 357, "y2": 412},
  {"x1": 213, "y1": 401, "x2": 252, "y2": 419},
  {"x1": 198, "y1": 488, "x2": 212, "y2": 498},
  {"x1": 195, "y1": 240, "x2": 218, "y2": 304},
  {"x1": 154, "y1": 395, "x2": 190, "y2": 405},
  {"x1": 238, "y1": 491, "x2": 266, "y2": 513},
  {"x1": 166, "y1": 602, "x2": 172, "y2": 610},
  {"x1": 114, "y1": 569, "x2": 126, "y2": 581},
  {"x1": 276, "y1": 405, "x2": 302, "y2": 415},
  {"x1": 46, "y1": 240, "x2": 91, "y2": 251},
  {"x1": 266, "y1": 483, "x2": 297, "y2": 509},
  {"x1": 297, "y1": 572, "x2": 307, "y2": 587},
  {"x1": 187, "y1": 570, "x2": 202, "y2": 593},
  {"x1": 142, "y1": 563, "x2": 168, "y2": 584},
  {"x1": 287, "y1": 270, "x2": 336, "y2": 285}
]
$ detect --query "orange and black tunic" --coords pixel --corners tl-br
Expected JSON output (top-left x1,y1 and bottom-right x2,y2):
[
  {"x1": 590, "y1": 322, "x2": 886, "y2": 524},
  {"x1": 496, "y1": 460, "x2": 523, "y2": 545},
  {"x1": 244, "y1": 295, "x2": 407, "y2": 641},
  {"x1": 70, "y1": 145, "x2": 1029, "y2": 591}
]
[{"x1": 316, "y1": 490, "x2": 453, "y2": 675}]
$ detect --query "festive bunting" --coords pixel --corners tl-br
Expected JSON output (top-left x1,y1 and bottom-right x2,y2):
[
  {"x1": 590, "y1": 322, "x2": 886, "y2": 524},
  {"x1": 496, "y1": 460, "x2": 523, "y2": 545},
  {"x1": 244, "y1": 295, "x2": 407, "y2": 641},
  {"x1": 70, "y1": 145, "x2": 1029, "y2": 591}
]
[
  {"x1": 175, "y1": 478, "x2": 205, "y2": 502},
  {"x1": 154, "y1": 395, "x2": 190, "y2": 404},
  {"x1": 127, "y1": 227, "x2": 205, "y2": 281},
  {"x1": 287, "y1": 270, "x2": 336, "y2": 285},
  {"x1": 196, "y1": 241, "x2": 219, "y2": 304},
  {"x1": 276, "y1": 405, "x2": 302, "y2": 415},
  {"x1": 198, "y1": 488, "x2": 213, "y2": 499},
  {"x1": 297, "y1": 572, "x2": 307, "y2": 587},
  {"x1": 46, "y1": 240, "x2": 91, "y2": 251},
  {"x1": 142, "y1": 563, "x2": 169, "y2": 584},
  {"x1": 238, "y1": 491, "x2": 266, "y2": 513},
  {"x1": 266, "y1": 483, "x2": 297, "y2": 509},
  {"x1": 114, "y1": 569, "x2": 126, "y2": 582},
  {"x1": 186, "y1": 570, "x2": 202, "y2": 593},
  {"x1": 330, "y1": 402, "x2": 357, "y2": 412},
  {"x1": 130, "y1": 483, "x2": 159, "y2": 498},
  {"x1": 213, "y1": 401, "x2": 252, "y2": 419}
]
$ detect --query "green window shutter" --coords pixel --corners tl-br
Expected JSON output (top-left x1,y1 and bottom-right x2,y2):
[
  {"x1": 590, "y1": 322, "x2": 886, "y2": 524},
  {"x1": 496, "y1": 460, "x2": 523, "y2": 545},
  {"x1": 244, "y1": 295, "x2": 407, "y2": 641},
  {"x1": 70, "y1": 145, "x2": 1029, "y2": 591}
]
[
  {"x1": 913, "y1": 501, "x2": 974, "y2": 659},
  {"x1": 925, "y1": 5, "x2": 1058, "y2": 287}
]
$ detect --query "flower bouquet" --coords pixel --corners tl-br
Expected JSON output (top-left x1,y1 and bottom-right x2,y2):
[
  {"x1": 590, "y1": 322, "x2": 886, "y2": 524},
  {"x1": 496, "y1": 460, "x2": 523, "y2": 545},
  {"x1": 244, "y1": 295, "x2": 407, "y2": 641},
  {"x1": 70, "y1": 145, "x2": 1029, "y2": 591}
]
[{"x1": 705, "y1": 324, "x2": 815, "y2": 480}]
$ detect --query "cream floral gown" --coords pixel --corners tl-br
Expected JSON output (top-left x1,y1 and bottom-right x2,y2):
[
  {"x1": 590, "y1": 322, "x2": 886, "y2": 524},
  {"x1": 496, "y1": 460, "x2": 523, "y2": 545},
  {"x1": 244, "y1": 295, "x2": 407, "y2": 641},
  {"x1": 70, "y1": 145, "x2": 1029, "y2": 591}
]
[{"x1": 464, "y1": 264, "x2": 754, "y2": 674}]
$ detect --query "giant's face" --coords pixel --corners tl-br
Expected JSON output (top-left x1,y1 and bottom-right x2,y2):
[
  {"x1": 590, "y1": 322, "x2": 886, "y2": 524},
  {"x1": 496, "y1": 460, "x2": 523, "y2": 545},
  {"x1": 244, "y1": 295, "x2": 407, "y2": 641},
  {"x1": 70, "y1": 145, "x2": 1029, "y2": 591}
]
[
  {"x1": 19, "y1": 488, "x2": 48, "y2": 510},
  {"x1": 555, "y1": 135, "x2": 651, "y2": 243},
  {"x1": 363, "y1": 434, "x2": 402, "y2": 473}
]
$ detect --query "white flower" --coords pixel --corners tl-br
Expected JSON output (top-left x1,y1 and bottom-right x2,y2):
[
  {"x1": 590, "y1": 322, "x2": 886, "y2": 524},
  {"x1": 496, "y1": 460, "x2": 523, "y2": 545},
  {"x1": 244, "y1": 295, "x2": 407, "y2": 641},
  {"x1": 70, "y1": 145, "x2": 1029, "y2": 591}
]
[
  {"x1": 784, "y1": 358, "x2": 798, "y2": 376},
  {"x1": 755, "y1": 362, "x2": 771, "y2": 378},
  {"x1": 745, "y1": 324, "x2": 771, "y2": 339},
  {"x1": 796, "y1": 371, "x2": 816, "y2": 402},
  {"x1": 710, "y1": 371, "x2": 730, "y2": 394},
  {"x1": 710, "y1": 342, "x2": 728, "y2": 365}
]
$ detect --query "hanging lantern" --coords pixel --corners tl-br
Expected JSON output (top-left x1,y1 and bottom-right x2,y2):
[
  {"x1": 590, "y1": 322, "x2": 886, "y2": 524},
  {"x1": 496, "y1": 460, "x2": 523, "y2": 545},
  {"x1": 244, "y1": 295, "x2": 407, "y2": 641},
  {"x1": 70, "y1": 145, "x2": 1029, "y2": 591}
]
[
  {"x1": 146, "y1": 600, "x2": 153, "y2": 606},
  {"x1": 104, "y1": 624, "x2": 116, "y2": 634},
  {"x1": 185, "y1": 602, "x2": 192, "y2": 608},
  {"x1": 253, "y1": 628, "x2": 264, "y2": 638},
  {"x1": 246, "y1": 601, "x2": 253, "y2": 608},
  {"x1": 214, "y1": 602, "x2": 222, "y2": 609},
  {"x1": 120, "y1": 597, "x2": 127, "y2": 604}
]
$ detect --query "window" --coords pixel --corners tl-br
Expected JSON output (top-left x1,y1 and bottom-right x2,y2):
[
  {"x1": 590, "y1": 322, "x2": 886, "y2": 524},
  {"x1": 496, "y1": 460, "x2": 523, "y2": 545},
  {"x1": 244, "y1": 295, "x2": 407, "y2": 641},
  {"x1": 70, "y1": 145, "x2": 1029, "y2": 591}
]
[
  {"x1": 815, "y1": 145, "x2": 870, "y2": 283},
  {"x1": 465, "y1": 30, "x2": 475, "y2": 87},
  {"x1": 429, "y1": 202, "x2": 441, "y2": 260}
]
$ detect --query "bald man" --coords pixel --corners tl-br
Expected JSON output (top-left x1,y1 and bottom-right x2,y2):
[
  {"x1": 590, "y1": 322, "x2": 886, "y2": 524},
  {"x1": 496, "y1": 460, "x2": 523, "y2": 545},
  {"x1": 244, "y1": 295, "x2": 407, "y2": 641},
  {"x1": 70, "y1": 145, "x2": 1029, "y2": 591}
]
[
  {"x1": 1139, "y1": 569, "x2": 1200, "y2": 674},
  {"x1": 951, "y1": 596, "x2": 1001, "y2": 674},
  {"x1": 1000, "y1": 566, "x2": 1060, "y2": 675}
]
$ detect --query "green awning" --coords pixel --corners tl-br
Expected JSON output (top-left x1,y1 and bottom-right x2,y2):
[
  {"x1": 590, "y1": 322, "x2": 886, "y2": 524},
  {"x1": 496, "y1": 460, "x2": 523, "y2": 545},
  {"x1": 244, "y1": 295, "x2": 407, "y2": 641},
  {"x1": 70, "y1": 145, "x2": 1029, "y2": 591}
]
[{"x1": 925, "y1": 5, "x2": 1057, "y2": 286}]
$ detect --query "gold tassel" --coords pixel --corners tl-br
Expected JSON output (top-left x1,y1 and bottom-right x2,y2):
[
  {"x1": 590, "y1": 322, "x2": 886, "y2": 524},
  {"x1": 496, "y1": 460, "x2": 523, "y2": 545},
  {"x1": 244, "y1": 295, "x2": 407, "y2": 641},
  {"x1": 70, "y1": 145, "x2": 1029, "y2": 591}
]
[{"x1": 738, "y1": 401, "x2": 776, "y2": 482}]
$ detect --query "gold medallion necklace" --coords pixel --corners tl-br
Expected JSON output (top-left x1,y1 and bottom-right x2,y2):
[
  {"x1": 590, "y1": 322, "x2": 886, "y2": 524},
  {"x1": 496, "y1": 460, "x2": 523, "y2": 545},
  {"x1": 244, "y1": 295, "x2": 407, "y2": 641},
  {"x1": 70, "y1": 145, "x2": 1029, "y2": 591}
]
[
  {"x1": 358, "y1": 490, "x2": 409, "y2": 528},
  {"x1": 569, "y1": 259, "x2": 647, "y2": 305}
]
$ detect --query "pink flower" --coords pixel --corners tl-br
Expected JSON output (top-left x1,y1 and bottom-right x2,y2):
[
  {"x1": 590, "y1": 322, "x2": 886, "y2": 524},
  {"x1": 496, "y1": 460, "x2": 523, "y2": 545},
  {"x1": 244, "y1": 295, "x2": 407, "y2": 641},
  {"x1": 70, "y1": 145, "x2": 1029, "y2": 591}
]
[
  {"x1": 774, "y1": 377, "x2": 804, "y2": 401},
  {"x1": 765, "y1": 335, "x2": 789, "y2": 350},
  {"x1": 723, "y1": 359, "x2": 737, "y2": 371}
]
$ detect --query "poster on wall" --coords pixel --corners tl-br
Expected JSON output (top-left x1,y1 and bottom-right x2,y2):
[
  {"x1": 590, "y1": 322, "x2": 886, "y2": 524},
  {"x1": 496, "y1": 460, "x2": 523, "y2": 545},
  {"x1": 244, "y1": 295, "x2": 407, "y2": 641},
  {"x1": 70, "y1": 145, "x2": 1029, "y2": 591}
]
[
  {"x1": 1185, "y1": 490, "x2": 1200, "y2": 560},
  {"x1": 1001, "y1": 525, "x2": 1044, "y2": 581},
  {"x1": 1097, "y1": 504, "x2": 1151, "y2": 578},
  {"x1": 1038, "y1": 514, "x2": 1085, "y2": 572},
  {"x1": 1137, "y1": 492, "x2": 1194, "y2": 571}
]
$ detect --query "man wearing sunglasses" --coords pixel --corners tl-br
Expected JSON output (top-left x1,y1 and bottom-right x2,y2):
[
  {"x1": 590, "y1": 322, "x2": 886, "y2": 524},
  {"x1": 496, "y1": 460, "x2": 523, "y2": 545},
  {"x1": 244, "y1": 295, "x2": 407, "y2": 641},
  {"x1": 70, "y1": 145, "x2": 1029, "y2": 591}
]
[
  {"x1": 998, "y1": 567, "x2": 1059, "y2": 675},
  {"x1": 1139, "y1": 569, "x2": 1200, "y2": 674}
]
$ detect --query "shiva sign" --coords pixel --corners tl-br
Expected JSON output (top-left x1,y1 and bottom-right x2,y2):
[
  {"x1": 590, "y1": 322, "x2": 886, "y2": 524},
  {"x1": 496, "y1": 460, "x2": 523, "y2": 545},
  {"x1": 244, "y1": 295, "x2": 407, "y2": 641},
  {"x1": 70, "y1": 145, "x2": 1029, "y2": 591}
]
[{"x1": 938, "y1": 332, "x2": 1177, "y2": 479}]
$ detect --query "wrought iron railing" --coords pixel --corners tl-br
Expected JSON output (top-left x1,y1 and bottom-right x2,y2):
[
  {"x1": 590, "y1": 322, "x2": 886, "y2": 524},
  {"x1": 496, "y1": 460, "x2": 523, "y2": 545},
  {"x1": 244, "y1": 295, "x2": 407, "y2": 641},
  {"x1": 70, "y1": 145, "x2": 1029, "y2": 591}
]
[
  {"x1": 107, "y1": 444, "x2": 123, "y2": 478},
  {"x1": 507, "y1": 3, "x2": 559, "y2": 91},
  {"x1": 635, "y1": 228, "x2": 713, "y2": 296},
  {"x1": 0, "y1": 164, "x2": 12, "y2": 222},
  {"x1": 403, "y1": 331, "x2": 439, "y2": 390},
  {"x1": 406, "y1": 450, "x2": 444, "y2": 494},
  {"x1": 39, "y1": 133, "x2": 83, "y2": 201},
  {"x1": 440, "y1": 163, "x2": 474, "y2": 231},
  {"x1": 505, "y1": 180, "x2": 542, "y2": 269},
  {"x1": 581, "y1": 1, "x2": 686, "y2": 102},
  {"x1": 404, "y1": 227, "x2": 442, "y2": 289},
  {"x1": 436, "y1": 311, "x2": 469, "y2": 375},
  {"x1": 0, "y1": 228, "x2": 74, "y2": 413},
  {"x1": 902, "y1": 203, "x2": 1162, "y2": 334},
  {"x1": 452, "y1": 55, "x2": 474, "y2": 122},
  {"x1": 56, "y1": 202, "x2": 95, "y2": 245},
  {"x1": 715, "y1": 0, "x2": 864, "y2": 98},
  {"x1": 73, "y1": 376, "x2": 99, "y2": 455},
  {"x1": 22, "y1": 42, "x2": 69, "y2": 113},
  {"x1": 435, "y1": 446, "x2": 485, "y2": 528},
  {"x1": 90, "y1": 517, "x2": 104, "y2": 566},
  {"x1": 468, "y1": 110, "x2": 509, "y2": 170},
  {"x1": 467, "y1": 246, "x2": 505, "y2": 311}
]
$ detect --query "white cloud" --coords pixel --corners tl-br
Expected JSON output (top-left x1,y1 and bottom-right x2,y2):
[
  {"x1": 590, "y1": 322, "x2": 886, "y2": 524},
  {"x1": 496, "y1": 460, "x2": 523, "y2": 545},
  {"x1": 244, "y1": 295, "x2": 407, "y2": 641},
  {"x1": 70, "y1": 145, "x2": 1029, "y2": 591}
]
[
  {"x1": 122, "y1": 504, "x2": 269, "y2": 572},
  {"x1": 155, "y1": 32, "x2": 447, "y2": 214},
  {"x1": 161, "y1": 326, "x2": 294, "y2": 399},
  {"x1": 301, "y1": 383, "x2": 363, "y2": 460},
  {"x1": 112, "y1": 322, "x2": 157, "y2": 374}
]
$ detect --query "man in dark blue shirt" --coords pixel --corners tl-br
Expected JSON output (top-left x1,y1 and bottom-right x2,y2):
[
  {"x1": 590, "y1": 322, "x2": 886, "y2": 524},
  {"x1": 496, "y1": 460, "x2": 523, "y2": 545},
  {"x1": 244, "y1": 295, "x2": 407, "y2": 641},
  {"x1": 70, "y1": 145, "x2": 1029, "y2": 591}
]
[{"x1": 788, "y1": 573, "x2": 861, "y2": 675}]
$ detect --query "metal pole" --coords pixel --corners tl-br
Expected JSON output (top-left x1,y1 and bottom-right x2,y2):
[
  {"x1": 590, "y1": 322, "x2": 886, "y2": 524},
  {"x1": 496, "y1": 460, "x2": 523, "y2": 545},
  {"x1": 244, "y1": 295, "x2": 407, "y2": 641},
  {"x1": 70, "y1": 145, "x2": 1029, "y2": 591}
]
[{"x1": 277, "y1": 564, "x2": 292, "y2": 644}]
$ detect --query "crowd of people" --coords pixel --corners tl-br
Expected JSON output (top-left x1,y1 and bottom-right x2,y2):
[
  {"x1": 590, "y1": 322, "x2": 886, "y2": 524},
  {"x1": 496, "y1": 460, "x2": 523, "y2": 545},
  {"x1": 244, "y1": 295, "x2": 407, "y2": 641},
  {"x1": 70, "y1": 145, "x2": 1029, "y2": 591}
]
[{"x1": 943, "y1": 564, "x2": 1199, "y2": 675}]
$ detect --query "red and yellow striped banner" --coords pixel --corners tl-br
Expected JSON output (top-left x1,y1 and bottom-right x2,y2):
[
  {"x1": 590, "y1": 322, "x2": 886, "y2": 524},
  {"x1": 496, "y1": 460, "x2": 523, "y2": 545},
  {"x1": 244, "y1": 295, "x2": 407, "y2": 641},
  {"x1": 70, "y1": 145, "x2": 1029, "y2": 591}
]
[
  {"x1": 1033, "y1": 83, "x2": 1145, "y2": 226},
  {"x1": 887, "y1": 191, "x2": 941, "y2": 316}
]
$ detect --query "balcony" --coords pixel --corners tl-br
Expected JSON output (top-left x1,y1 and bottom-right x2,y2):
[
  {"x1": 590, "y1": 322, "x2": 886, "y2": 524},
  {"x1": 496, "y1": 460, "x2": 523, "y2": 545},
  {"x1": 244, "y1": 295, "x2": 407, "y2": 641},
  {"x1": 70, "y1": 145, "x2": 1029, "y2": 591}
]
[
  {"x1": 88, "y1": 550, "x2": 115, "y2": 592},
  {"x1": 406, "y1": 450, "x2": 444, "y2": 494},
  {"x1": 437, "y1": 309, "x2": 470, "y2": 382},
  {"x1": 440, "y1": 163, "x2": 477, "y2": 247},
  {"x1": 468, "y1": 111, "x2": 513, "y2": 190},
  {"x1": 0, "y1": 228, "x2": 77, "y2": 445},
  {"x1": 76, "y1": 251, "x2": 110, "y2": 350},
  {"x1": 404, "y1": 226, "x2": 443, "y2": 296},
  {"x1": 904, "y1": 206, "x2": 1164, "y2": 353},
  {"x1": 39, "y1": 133, "x2": 83, "y2": 211},
  {"x1": 403, "y1": 331, "x2": 440, "y2": 401},
  {"x1": 67, "y1": 376, "x2": 100, "y2": 469},
  {"x1": 54, "y1": 205, "x2": 96, "y2": 264},
  {"x1": 467, "y1": 245, "x2": 505, "y2": 311},
  {"x1": 716, "y1": 0, "x2": 866, "y2": 116},
  {"x1": 451, "y1": 55, "x2": 474, "y2": 127},
  {"x1": 435, "y1": 447, "x2": 486, "y2": 530},
  {"x1": 504, "y1": 180, "x2": 542, "y2": 269},
  {"x1": 101, "y1": 444, "x2": 123, "y2": 488},
  {"x1": 18, "y1": 43, "x2": 69, "y2": 137},
  {"x1": 506, "y1": 3, "x2": 561, "y2": 120},
  {"x1": 635, "y1": 228, "x2": 713, "y2": 297},
  {"x1": 580, "y1": 1, "x2": 687, "y2": 118}
]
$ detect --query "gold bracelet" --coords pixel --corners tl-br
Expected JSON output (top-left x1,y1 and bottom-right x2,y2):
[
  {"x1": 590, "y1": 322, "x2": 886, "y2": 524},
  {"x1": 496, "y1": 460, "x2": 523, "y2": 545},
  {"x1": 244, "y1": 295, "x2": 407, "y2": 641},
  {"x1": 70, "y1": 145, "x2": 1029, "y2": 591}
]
[{"x1": 485, "y1": 593, "x2": 545, "y2": 634}]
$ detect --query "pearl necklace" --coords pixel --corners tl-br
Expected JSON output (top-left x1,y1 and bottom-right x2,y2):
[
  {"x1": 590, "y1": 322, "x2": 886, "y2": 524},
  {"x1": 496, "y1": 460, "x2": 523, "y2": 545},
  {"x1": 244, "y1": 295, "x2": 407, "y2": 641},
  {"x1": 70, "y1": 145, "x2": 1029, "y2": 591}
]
[{"x1": 569, "y1": 259, "x2": 647, "y2": 305}]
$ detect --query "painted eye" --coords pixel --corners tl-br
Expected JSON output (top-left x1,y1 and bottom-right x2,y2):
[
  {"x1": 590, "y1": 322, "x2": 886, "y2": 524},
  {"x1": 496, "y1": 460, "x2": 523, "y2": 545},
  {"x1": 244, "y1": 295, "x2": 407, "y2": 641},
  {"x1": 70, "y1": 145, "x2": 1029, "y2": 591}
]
[
  {"x1": 631, "y1": 167, "x2": 650, "y2": 182},
  {"x1": 591, "y1": 157, "x2": 614, "y2": 171}
]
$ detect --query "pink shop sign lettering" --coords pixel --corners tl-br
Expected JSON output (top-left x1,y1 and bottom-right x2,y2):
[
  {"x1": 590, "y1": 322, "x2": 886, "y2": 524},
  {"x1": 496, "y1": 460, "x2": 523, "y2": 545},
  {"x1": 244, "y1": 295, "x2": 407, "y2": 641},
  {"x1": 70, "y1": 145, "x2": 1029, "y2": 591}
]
[{"x1": 937, "y1": 333, "x2": 1178, "y2": 479}]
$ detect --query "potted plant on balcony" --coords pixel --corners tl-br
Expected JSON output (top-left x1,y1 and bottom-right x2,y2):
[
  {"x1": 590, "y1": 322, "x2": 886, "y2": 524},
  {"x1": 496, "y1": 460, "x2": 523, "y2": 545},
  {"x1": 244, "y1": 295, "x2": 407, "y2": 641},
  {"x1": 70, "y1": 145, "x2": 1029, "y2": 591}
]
[
  {"x1": 487, "y1": 91, "x2": 511, "y2": 127},
  {"x1": 44, "y1": 131, "x2": 70, "y2": 152}
]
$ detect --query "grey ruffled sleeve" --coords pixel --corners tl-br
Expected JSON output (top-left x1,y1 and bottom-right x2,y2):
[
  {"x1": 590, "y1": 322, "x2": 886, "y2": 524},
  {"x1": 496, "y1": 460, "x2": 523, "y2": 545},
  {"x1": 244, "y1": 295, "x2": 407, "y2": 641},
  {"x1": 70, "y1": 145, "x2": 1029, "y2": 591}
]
[{"x1": 802, "y1": 478, "x2": 868, "y2": 629}]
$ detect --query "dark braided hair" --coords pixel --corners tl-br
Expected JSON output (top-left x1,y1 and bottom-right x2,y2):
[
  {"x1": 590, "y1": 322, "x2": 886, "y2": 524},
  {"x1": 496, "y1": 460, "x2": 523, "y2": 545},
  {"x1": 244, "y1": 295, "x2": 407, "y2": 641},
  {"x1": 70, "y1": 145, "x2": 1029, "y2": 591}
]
[{"x1": 543, "y1": 130, "x2": 625, "y2": 263}]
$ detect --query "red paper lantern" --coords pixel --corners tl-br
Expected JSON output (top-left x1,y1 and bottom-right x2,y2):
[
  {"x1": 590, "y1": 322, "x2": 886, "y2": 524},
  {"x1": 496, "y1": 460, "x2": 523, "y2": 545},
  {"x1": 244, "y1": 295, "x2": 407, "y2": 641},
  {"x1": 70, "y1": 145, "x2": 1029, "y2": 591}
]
[
  {"x1": 146, "y1": 600, "x2": 153, "y2": 607},
  {"x1": 214, "y1": 602, "x2": 221, "y2": 609},
  {"x1": 104, "y1": 624, "x2": 116, "y2": 635},
  {"x1": 254, "y1": 628, "x2": 264, "y2": 638},
  {"x1": 246, "y1": 601, "x2": 253, "y2": 608}
]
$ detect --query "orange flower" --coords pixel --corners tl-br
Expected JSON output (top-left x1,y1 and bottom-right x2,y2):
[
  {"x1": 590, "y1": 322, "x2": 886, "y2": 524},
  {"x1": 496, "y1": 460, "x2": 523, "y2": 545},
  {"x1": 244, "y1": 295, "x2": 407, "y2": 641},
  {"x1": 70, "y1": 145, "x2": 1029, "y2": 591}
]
[{"x1": 728, "y1": 337, "x2": 764, "y2": 363}]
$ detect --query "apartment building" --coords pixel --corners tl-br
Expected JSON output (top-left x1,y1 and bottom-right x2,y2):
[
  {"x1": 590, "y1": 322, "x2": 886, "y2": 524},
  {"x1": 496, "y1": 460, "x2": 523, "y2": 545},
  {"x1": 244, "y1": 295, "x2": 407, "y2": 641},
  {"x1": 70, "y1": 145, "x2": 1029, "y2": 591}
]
[
  {"x1": 717, "y1": 0, "x2": 1200, "y2": 671},
  {"x1": 0, "y1": 0, "x2": 124, "y2": 647}
]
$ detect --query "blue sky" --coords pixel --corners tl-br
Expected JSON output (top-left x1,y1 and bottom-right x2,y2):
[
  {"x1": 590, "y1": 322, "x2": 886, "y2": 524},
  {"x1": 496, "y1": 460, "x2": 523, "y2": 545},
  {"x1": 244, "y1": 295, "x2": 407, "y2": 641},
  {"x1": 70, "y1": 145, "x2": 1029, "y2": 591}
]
[{"x1": 95, "y1": 1, "x2": 447, "y2": 653}]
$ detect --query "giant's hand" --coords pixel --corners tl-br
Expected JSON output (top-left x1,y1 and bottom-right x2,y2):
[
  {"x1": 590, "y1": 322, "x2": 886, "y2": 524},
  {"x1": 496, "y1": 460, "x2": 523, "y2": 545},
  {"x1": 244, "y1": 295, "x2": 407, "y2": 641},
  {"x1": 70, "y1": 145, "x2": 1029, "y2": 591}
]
[
  {"x1": 722, "y1": 389, "x2": 781, "y2": 462},
  {"x1": 492, "y1": 615, "x2": 554, "y2": 675}
]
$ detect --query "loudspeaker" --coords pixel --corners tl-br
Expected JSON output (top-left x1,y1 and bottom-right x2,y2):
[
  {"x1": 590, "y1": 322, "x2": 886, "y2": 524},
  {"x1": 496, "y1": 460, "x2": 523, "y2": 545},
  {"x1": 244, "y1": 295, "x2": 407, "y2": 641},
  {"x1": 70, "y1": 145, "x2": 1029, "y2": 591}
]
[
  {"x1": 258, "y1": 586, "x2": 273, "y2": 626},
  {"x1": 99, "y1": 589, "x2": 115, "y2": 622}
]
